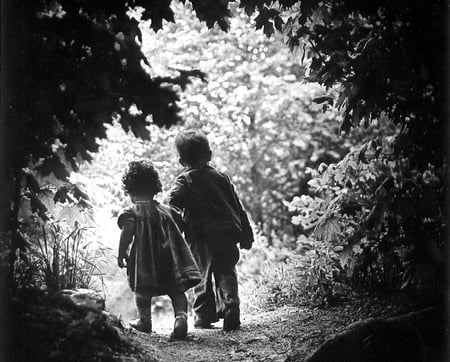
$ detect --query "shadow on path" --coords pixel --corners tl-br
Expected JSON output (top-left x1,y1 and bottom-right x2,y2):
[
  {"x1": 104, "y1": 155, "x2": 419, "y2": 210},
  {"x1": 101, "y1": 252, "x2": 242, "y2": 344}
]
[{"x1": 121, "y1": 306, "x2": 309, "y2": 362}]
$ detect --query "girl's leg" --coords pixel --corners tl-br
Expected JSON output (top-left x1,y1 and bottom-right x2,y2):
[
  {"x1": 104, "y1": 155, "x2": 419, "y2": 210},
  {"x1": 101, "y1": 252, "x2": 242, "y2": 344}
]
[
  {"x1": 169, "y1": 291, "x2": 188, "y2": 317},
  {"x1": 129, "y1": 294, "x2": 152, "y2": 333},
  {"x1": 169, "y1": 292, "x2": 188, "y2": 339}
]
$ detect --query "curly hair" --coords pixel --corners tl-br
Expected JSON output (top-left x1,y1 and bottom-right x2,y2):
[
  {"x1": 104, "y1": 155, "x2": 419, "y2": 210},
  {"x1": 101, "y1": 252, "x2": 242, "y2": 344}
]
[
  {"x1": 122, "y1": 160, "x2": 162, "y2": 196},
  {"x1": 175, "y1": 129, "x2": 211, "y2": 167}
]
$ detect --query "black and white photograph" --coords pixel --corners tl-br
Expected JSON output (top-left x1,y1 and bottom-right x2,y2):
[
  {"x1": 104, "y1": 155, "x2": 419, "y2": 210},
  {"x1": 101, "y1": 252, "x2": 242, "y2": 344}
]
[{"x1": 0, "y1": 1, "x2": 448, "y2": 361}]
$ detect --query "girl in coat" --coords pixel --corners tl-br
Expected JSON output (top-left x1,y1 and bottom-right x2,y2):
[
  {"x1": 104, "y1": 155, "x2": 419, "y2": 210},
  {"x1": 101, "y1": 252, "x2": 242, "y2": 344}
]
[{"x1": 117, "y1": 159, "x2": 201, "y2": 339}]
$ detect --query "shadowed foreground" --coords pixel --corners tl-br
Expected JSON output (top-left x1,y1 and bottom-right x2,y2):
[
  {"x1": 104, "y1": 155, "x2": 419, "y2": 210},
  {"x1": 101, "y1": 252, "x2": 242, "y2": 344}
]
[
  {"x1": 6, "y1": 290, "x2": 446, "y2": 362},
  {"x1": 118, "y1": 299, "x2": 447, "y2": 362}
]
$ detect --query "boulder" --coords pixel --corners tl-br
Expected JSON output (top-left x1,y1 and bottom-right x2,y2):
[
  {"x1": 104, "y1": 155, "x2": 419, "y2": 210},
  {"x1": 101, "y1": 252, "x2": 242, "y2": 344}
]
[{"x1": 57, "y1": 288, "x2": 105, "y2": 312}]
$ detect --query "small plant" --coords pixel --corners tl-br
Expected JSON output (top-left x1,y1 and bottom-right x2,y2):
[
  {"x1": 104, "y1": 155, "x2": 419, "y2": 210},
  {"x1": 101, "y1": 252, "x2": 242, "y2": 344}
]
[
  {"x1": 8, "y1": 166, "x2": 109, "y2": 294},
  {"x1": 37, "y1": 220, "x2": 108, "y2": 291},
  {"x1": 296, "y1": 236, "x2": 352, "y2": 306},
  {"x1": 238, "y1": 231, "x2": 347, "y2": 309},
  {"x1": 14, "y1": 216, "x2": 109, "y2": 293}
]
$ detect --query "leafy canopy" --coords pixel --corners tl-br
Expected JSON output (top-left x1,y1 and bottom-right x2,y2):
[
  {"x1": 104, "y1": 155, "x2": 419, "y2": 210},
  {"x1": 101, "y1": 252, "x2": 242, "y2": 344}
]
[
  {"x1": 244, "y1": 0, "x2": 446, "y2": 169},
  {"x1": 4, "y1": 0, "x2": 445, "y2": 188},
  {"x1": 4, "y1": 0, "x2": 225, "y2": 180},
  {"x1": 1, "y1": 0, "x2": 232, "y2": 231}
]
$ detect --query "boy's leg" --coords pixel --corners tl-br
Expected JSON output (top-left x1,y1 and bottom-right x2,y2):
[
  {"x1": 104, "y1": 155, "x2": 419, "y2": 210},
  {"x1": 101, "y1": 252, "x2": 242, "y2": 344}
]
[
  {"x1": 169, "y1": 292, "x2": 188, "y2": 339},
  {"x1": 190, "y1": 240, "x2": 218, "y2": 326},
  {"x1": 213, "y1": 245, "x2": 240, "y2": 331},
  {"x1": 130, "y1": 294, "x2": 152, "y2": 333}
]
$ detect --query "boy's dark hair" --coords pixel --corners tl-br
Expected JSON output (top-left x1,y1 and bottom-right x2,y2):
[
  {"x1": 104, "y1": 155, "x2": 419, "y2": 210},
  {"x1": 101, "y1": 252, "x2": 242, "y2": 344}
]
[
  {"x1": 122, "y1": 159, "x2": 162, "y2": 196},
  {"x1": 175, "y1": 129, "x2": 211, "y2": 167}
]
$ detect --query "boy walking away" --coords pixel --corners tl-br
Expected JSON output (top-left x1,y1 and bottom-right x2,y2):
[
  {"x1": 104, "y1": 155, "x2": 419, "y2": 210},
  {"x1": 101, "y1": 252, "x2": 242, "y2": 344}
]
[
  {"x1": 169, "y1": 129, "x2": 254, "y2": 331},
  {"x1": 117, "y1": 160, "x2": 201, "y2": 339}
]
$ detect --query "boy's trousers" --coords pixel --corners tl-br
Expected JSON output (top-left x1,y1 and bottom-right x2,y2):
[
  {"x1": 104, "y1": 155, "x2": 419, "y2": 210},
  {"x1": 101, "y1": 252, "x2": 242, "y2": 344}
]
[{"x1": 190, "y1": 239, "x2": 240, "y2": 323}]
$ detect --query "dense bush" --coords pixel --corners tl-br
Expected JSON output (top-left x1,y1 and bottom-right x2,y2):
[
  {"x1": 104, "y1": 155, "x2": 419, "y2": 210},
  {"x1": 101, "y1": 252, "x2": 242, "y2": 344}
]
[{"x1": 286, "y1": 133, "x2": 446, "y2": 301}]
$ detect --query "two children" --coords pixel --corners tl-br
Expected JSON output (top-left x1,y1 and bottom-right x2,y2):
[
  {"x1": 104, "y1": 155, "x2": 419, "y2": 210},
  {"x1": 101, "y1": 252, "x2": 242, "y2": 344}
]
[{"x1": 117, "y1": 130, "x2": 253, "y2": 338}]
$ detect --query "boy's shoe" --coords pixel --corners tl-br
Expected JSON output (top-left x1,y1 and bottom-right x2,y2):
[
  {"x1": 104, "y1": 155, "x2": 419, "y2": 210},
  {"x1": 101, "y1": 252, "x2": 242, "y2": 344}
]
[
  {"x1": 170, "y1": 314, "x2": 188, "y2": 340},
  {"x1": 216, "y1": 309, "x2": 225, "y2": 320},
  {"x1": 193, "y1": 315, "x2": 213, "y2": 329},
  {"x1": 223, "y1": 308, "x2": 240, "y2": 332},
  {"x1": 129, "y1": 317, "x2": 152, "y2": 333}
]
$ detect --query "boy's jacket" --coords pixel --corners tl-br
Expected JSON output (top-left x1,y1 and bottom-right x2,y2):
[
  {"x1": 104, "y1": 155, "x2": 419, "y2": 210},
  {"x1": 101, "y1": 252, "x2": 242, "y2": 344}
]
[{"x1": 169, "y1": 165, "x2": 253, "y2": 249}]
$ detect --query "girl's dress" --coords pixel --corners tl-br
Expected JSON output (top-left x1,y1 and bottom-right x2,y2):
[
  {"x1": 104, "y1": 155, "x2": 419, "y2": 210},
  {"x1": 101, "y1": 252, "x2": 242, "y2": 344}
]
[{"x1": 118, "y1": 200, "x2": 201, "y2": 297}]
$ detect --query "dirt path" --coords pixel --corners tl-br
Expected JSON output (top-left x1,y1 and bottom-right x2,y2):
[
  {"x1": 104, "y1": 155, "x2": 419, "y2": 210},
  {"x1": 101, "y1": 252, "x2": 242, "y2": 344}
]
[
  {"x1": 112, "y1": 294, "x2": 421, "y2": 362},
  {"x1": 117, "y1": 305, "x2": 352, "y2": 362}
]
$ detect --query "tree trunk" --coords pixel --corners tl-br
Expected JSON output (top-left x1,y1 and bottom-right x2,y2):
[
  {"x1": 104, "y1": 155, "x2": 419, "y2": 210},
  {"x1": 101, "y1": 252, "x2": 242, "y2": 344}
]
[{"x1": 0, "y1": 1, "x2": 27, "y2": 358}]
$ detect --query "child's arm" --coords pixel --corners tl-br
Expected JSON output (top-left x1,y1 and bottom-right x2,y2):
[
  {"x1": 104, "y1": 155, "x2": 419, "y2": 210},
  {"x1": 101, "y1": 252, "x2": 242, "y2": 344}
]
[
  {"x1": 237, "y1": 200, "x2": 254, "y2": 250},
  {"x1": 169, "y1": 206, "x2": 186, "y2": 233},
  {"x1": 168, "y1": 176, "x2": 189, "y2": 234},
  {"x1": 118, "y1": 222, "x2": 134, "y2": 268},
  {"x1": 226, "y1": 174, "x2": 254, "y2": 250},
  {"x1": 117, "y1": 210, "x2": 135, "y2": 268},
  {"x1": 168, "y1": 174, "x2": 188, "y2": 211}
]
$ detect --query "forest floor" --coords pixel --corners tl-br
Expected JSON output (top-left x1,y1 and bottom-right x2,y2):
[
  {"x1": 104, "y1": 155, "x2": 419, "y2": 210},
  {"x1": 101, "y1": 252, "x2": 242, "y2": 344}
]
[
  {"x1": 114, "y1": 295, "x2": 424, "y2": 362},
  {"x1": 7, "y1": 288, "x2": 445, "y2": 361}
]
